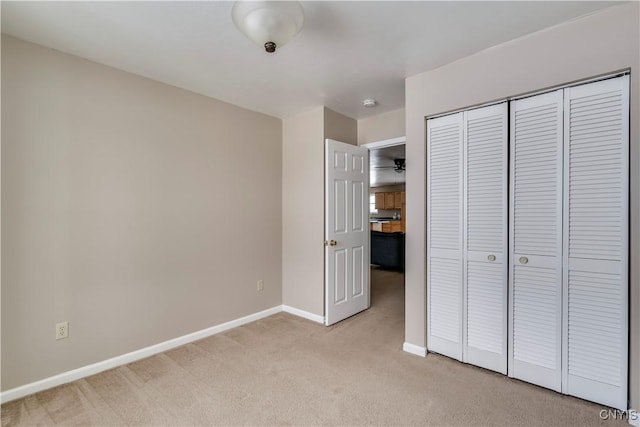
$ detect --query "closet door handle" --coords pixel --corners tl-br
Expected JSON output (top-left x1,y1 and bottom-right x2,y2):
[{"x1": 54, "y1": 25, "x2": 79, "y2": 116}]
[
  {"x1": 519, "y1": 256, "x2": 529, "y2": 265},
  {"x1": 487, "y1": 254, "x2": 496, "y2": 262}
]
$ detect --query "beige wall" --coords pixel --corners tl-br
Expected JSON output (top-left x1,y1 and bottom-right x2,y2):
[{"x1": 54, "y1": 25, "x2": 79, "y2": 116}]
[
  {"x1": 282, "y1": 107, "x2": 356, "y2": 317},
  {"x1": 357, "y1": 108, "x2": 405, "y2": 145},
  {"x1": 282, "y1": 107, "x2": 325, "y2": 315},
  {"x1": 405, "y1": 3, "x2": 640, "y2": 409},
  {"x1": 1, "y1": 36, "x2": 283, "y2": 391},
  {"x1": 324, "y1": 107, "x2": 357, "y2": 145}
]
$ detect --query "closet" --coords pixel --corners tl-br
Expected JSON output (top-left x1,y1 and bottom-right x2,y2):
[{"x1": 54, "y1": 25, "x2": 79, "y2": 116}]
[
  {"x1": 427, "y1": 103, "x2": 508, "y2": 373},
  {"x1": 427, "y1": 74, "x2": 629, "y2": 410}
]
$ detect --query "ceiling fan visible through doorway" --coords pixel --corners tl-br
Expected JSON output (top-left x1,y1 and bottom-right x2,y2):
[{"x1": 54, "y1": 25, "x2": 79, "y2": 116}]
[
  {"x1": 374, "y1": 158, "x2": 405, "y2": 173},
  {"x1": 369, "y1": 144, "x2": 406, "y2": 187}
]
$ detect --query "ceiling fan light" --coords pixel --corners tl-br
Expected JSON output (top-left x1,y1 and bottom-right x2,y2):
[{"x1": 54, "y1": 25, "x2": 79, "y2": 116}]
[{"x1": 232, "y1": 1, "x2": 304, "y2": 53}]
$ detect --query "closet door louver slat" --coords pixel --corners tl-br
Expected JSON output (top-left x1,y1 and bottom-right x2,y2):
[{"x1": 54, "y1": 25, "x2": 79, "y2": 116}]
[
  {"x1": 562, "y1": 75, "x2": 629, "y2": 410},
  {"x1": 427, "y1": 113, "x2": 464, "y2": 360},
  {"x1": 509, "y1": 90, "x2": 564, "y2": 392},
  {"x1": 463, "y1": 104, "x2": 508, "y2": 374}
]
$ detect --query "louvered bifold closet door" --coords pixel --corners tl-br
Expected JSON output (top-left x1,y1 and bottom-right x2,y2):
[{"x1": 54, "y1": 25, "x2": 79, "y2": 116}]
[
  {"x1": 562, "y1": 75, "x2": 629, "y2": 410},
  {"x1": 427, "y1": 112, "x2": 464, "y2": 360},
  {"x1": 463, "y1": 104, "x2": 508, "y2": 374},
  {"x1": 509, "y1": 90, "x2": 564, "y2": 392}
]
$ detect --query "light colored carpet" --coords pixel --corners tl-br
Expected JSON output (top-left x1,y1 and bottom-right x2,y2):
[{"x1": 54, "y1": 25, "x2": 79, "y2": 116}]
[{"x1": 1, "y1": 267, "x2": 623, "y2": 426}]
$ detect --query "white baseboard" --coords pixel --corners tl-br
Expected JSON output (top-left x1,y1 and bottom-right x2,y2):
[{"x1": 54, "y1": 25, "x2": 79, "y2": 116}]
[
  {"x1": 0, "y1": 305, "x2": 281, "y2": 404},
  {"x1": 403, "y1": 342, "x2": 427, "y2": 357},
  {"x1": 1, "y1": 304, "x2": 326, "y2": 403},
  {"x1": 629, "y1": 409, "x2": 639, "y2": 426},
  {"x1": 281, "y1": 305, "x2": 325, "y2": 324}
]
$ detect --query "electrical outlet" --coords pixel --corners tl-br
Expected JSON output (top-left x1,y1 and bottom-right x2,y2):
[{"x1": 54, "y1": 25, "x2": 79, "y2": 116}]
[
  {"x1": 257, "y1": 279, "x2": 263, "y2": 291},
  {"x1": 56, "y1": 321, "x2": 69, "y2": 340}
]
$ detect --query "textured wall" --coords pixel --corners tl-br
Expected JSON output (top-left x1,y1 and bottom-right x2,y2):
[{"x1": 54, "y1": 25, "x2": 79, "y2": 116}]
[
  {"x1": 282, "y1": 107, "x2": 325, "y2": 316},
  {"x1": 282, "y1": 107, "x2": 356, "y2": 317},
  {"x1": 357, "y1": 109, "x2": 405, "y2": 145},
  {"x1": 1, "y1": 36, "x2": 283, "y2": 390},
  {"x1": 325, "y1": 107, "x2": 357, "y2": 146}
]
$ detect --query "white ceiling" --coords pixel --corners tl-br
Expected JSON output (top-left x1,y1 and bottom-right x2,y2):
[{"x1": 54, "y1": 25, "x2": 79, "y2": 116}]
[{"x1": 1, "y1": 1, "x2": 620, "y2": 120}]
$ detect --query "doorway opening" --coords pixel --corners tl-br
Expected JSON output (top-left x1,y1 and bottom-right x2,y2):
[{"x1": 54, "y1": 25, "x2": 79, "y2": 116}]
[{"x1": 364, "y1": 137, "x2": 406, "y2": 322}]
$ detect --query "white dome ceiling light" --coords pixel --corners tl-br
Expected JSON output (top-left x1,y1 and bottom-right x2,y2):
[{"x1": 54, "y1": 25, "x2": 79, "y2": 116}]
[{"x1": 232, "y1": 1, "x2": 304, "y2": 53}]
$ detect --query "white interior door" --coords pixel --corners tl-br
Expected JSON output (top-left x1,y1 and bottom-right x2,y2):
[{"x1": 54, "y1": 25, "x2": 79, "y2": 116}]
[
  {"x1": 562, "y1": 75, "x2": 629, "y2": 410},
  {"x1": 463, "y1": 103, "x2": 508, "y2": 374},
  {"x1": 325, "y1": 139, "x2": 370, "y2": 326},
  {"x1": 509, "y1": 90, "x2": 564, "y2": 392},
  {"x1": 427, "y1": 112, "x2": 464, "y2": 360}
]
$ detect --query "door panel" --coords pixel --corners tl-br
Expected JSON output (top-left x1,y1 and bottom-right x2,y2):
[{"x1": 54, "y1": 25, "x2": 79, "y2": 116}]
[
  {"x1": 562, "y1": 76, "x2": 629, "y2": 409},
  {"x1": 466, "y1": 260, "x2": 504, "y2": 370},
  {"x1": 509, "y1": 90, "x2": 564, "y2": 391},
  {"x1": 429, "y1": 256, "x2": 462, "y2": 357},
  {"x1": 512, "y1": 264, "x2": 559, "y2": 386},
  {"x1": 375, "y1": 192, "x2": 385, "y2": 210},
  {"x1": 325, "y1": 139, "x2": 370, "y2": 326},
  {"x1": 385, "y1": 192, "x2": 395, "y2": 209},
  {"x1": 394, "y1": 191, "x2": 402, "y2": 208},
  {"x1": 463, "y1": 103, "x2": 508, "y2": 374},
  {"x1": 427, "y1": 112, "x2": 463, "y2": 360},
  {"x1": 334, "y1": 180, "x2": 347, "y2": 233},
  {"x1": 352, "y1": 246, "x2": 364, "y2": 297},
  {"x1": 334, "y1": 249, "x2": 347, "y2": 304},
  {"x1": 352, "y1": 180, "x2": 364, "y2": 232}
]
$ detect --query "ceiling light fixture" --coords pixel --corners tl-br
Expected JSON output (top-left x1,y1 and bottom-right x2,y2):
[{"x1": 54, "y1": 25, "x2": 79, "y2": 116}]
[
  {"x1": 232, "y1": 1, "x2": 304, "y2": 53},
  {"x1": 363, "y1": 99, "x2": 377, "y2": 108}
]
